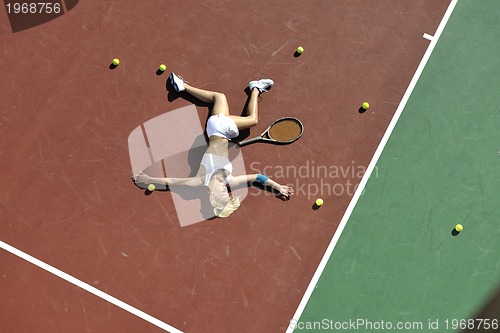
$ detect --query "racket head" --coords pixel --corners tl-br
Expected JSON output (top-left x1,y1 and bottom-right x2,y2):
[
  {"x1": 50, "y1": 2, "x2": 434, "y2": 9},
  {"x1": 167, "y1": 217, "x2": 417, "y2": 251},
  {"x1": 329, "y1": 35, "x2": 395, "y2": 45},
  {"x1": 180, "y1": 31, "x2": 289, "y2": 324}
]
[{"x1": 266, "y1": 117, "x2": 304, "y2": 144}]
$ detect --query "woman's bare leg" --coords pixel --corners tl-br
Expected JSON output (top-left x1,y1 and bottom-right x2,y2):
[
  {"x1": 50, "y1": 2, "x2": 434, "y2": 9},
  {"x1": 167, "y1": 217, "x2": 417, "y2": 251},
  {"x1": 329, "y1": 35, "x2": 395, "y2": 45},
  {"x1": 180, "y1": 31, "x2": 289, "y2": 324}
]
[
  {"x1": 229, "y1": 88, "x2": 259, "y2": 130},
  {"x1": 183, "y1": 83, "x2": 229, "y2": 116}
]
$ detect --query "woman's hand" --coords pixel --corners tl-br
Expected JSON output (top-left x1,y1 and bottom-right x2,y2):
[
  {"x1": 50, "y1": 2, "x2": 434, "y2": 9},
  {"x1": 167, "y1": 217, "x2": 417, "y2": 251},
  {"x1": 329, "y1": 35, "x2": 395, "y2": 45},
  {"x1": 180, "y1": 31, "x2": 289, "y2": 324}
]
[
  {"x1": 277, "y1": 184, "x2": 294, "y2": 200},
  {"x1": 132, "y1": 171, "x2": 152, "y2": 185}
]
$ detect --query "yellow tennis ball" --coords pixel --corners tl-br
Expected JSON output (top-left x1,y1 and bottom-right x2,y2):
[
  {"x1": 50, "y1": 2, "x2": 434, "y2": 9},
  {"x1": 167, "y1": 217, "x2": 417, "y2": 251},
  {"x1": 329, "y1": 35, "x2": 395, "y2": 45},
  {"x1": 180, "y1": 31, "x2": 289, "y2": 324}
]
[
  {"x1": 112, "y1": 58, "x2": 120, "y2": 65},
  {"x1": 297, "y1": 46, "x2": 304, "y2": 54},
  {"x1": 159, "y1": 64, "x2": 167, "y2": 71},
  {"x1": 147, "y1": 184, "x2": 155, "y2": 191},
  {"x1": 455, "y1": 224, "x2": 463, "y2": 232},
  {"x1": 315, "y1": 198, "x2": 323, "y2": 206},
  {"x1": 362, "y1": 102, "x2": 370, "y2": 109}
]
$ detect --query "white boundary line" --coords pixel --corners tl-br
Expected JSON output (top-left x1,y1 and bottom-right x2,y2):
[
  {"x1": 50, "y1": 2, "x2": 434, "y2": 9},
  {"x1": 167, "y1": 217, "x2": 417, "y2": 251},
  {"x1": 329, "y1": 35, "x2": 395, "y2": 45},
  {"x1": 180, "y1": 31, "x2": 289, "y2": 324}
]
[
  {"x1": 423, "y1": 33, "x2": 434, "y2": 41},
  {"x1": 0, "y1": 241, "x2": 184, "y2": 333},
  {"x1": 285, "y1": 1, "x2": 458, "y2": 332}
]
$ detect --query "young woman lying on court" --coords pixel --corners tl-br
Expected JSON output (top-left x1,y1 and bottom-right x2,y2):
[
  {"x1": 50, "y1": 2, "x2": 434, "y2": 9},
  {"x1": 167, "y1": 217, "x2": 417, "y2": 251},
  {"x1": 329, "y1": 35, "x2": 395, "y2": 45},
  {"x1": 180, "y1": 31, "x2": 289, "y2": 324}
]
[{"x1": 132, "y1": 73, "x2": 294, "y2": 218}]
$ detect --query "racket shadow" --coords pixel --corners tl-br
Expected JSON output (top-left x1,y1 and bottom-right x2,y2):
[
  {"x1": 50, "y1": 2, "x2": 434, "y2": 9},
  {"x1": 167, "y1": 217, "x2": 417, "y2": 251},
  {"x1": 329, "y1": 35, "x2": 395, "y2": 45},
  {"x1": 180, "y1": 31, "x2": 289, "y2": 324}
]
[{"x1": 237, "y1": 140, "x2": 298, "y2": 147}]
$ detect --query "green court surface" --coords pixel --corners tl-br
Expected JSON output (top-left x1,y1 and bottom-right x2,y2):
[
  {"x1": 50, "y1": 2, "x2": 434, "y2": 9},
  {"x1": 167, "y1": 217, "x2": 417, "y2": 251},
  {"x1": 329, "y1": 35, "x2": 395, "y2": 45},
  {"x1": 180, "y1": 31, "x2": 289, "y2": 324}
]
[{"x1": 294, "y1": 1, "x2": 500, "y2": 332}]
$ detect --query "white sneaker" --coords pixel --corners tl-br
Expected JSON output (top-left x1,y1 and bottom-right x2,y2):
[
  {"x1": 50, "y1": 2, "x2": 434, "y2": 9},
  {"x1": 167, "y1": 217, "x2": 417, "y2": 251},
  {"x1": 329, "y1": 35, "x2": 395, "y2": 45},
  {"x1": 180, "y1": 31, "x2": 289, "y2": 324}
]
[
  {"x1": 169, "y1": 72, "x2": 185, "y2": 92},
  {"x1": 249, "y1": 78, "x2": 274, "y2": 93}
]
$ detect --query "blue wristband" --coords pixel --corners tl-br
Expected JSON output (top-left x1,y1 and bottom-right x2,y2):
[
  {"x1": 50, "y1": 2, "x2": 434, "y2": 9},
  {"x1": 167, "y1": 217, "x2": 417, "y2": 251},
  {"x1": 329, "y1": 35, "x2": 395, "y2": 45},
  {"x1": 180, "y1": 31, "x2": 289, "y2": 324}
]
[{"x1": 256, "y1": 173, "x2": 269, "y2": 184}]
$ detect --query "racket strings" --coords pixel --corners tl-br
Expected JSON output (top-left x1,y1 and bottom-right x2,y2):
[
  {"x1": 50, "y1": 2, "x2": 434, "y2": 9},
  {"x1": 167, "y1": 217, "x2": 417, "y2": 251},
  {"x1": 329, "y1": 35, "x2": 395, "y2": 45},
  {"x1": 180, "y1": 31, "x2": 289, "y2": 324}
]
[{"x1": 268, "y1": 120, "x2": 302, "y2": 142}]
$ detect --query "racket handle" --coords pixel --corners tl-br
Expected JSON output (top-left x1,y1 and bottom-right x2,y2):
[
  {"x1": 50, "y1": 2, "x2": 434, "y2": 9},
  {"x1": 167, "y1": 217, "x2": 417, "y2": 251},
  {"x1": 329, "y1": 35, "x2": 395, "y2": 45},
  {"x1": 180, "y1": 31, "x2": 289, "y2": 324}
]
[{"x1": 238, "y1": 136, "x2": 262, "y2": 146}]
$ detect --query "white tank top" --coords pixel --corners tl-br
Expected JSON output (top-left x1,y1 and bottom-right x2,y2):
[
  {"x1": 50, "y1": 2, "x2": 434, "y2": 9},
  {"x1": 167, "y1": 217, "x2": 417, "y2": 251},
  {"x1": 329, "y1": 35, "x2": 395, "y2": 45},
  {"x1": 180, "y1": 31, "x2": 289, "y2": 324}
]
[{"x1": 200, "y1": 154, "x2": 232, "y2": 186}]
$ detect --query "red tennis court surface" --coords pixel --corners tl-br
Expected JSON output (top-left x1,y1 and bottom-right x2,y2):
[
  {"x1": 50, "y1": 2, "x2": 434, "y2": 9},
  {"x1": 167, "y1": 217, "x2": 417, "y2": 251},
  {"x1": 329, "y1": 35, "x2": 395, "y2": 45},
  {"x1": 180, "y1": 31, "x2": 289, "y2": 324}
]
[{"x1": 0, "y1": 1, "x2": 449, "y2": 332}]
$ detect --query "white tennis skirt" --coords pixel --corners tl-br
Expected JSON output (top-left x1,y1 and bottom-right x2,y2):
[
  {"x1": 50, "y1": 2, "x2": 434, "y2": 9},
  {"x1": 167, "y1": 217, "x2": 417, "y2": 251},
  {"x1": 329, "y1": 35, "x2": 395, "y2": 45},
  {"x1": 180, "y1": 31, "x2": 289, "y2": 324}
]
[{"x1": 206, "y1": 114, "x2": 239, "y2": 140}]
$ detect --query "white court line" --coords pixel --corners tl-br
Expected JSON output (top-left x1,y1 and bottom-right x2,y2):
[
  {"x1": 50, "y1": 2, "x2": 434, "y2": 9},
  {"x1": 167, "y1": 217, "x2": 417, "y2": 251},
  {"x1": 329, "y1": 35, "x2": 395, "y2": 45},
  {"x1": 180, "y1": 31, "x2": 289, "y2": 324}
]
[
  {"x1": 0, "y1": 241, "x2": 184, "y2": 333},
  {"x1": 285, "y1": 1, "x2": 458, "y2": 332},
  {"x1": 423, "y1": 33, "x2": 434, "y2": 41}
]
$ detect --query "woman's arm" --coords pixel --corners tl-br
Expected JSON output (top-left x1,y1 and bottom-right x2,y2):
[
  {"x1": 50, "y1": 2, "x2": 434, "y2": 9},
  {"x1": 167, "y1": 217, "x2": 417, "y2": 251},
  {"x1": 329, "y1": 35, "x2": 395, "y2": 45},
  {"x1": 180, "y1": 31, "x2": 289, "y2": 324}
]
[
  {"x1": 229, "y1": 174, "x2": 294, "y2": 198},
  {"x1": 133, "y1": 171, "x2": 203, "y2": 187}
]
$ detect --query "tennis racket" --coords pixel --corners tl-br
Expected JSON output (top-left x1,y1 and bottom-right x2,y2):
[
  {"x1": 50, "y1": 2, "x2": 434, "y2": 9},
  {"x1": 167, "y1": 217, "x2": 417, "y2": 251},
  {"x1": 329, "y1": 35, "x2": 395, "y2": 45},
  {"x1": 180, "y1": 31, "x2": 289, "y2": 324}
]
[{"x1": 238, "y1": 117, "x2": 304, "y2": 146}]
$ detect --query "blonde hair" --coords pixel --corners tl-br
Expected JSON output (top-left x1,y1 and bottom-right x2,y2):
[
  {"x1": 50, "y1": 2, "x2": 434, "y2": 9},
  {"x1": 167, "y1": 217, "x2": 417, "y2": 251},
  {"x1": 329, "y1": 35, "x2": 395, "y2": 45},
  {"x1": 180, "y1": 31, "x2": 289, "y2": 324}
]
[
  {"x1": 208, "y1": 170, "x2": 240, "y2": 218},
  {"x1": 211, "y1": 195, "x2": 240, "y2": 218}
]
